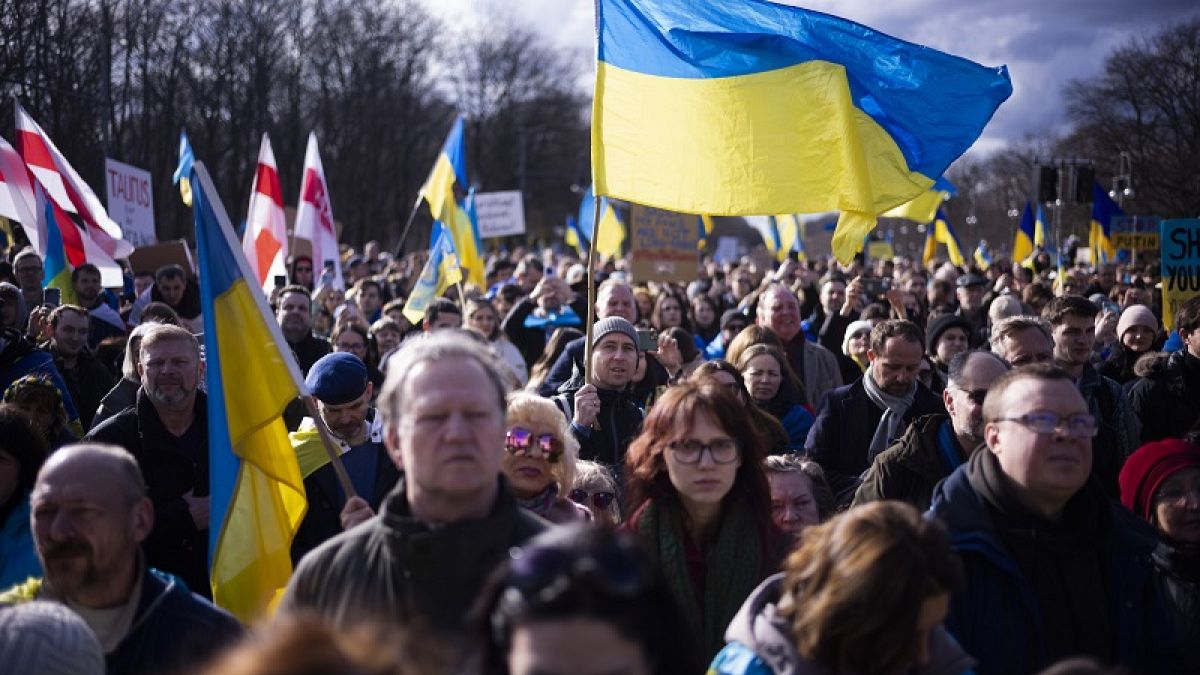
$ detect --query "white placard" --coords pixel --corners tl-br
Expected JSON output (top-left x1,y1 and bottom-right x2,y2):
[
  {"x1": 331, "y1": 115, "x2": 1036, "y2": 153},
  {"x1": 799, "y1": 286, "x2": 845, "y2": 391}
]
[
  {"x1": 104, "y1": 158, "x2": 156, "y2": 246},
  {"x1": 473, "y1": 190, "x2": 526, "y2": 238}
]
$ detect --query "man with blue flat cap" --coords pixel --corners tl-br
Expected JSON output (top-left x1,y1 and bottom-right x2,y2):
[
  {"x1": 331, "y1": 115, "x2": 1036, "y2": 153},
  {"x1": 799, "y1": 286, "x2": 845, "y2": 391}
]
[{"x1": 289, "y1": 352, "x2": 399, "y2": 563}]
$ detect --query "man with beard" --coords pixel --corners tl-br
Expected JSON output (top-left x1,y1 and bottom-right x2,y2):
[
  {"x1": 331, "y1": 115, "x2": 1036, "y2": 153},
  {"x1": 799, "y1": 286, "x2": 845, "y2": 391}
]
[
  {"x1": 289, "y1": 353, "x2": 399, "y2": 562},
  {"x1": 0, "y1": 444, "x2": 241, "y2": 674},
  {"x1": 854, "y1": 350, "x2": 1009, "y2": 510},
  {"x1": 70, "y1": 263, "x2": 126, "y2": 349},
  {"x1": 806, "y1": 319, "x2": 945, "y2": 506},
  {"x1": 84, "y1": 325, "x2": 211, "y2": 596}
]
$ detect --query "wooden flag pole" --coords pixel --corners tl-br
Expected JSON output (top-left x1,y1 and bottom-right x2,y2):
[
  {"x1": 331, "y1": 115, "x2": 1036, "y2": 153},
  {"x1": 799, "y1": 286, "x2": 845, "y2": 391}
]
[
  {"x1": 393, "y1": 193, "x2": 426, "y2": 257},
  {"x1": 301, "y1": 395, "x2": 358, "y2": 499},
  {"x1": 583, "y1": 195, "x2": 603, "y2": 384}
]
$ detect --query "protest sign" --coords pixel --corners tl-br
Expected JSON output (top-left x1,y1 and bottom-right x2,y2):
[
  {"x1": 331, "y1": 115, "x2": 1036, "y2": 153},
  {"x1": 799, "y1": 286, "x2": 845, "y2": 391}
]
[
  {"x1": 629, "y1": 204, "x2": 696, "y2": 282},
  {"x1": 105, "y1": 158, "x2": 156, "y2": 246},
  {"x1": 1111, "y1": 215, "x2": 1161, "y2": 252},
  {"x1": 473, "y1": 190, "x2": 526, "y2": 238},
  {"x1": 1160, "y1": 218, "x2": 1200, "y2": 330},
  {"x1": 128, "y1": 239, "x2": 195, "y2": 275}
]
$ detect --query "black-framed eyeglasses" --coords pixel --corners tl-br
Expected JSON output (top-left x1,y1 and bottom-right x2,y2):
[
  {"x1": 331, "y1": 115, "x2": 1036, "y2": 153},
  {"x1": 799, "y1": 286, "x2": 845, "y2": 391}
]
[
  {"x1": 506, "y1": 427, "x2": 564, "y2": 462},
  {"x1": 569, "y1": 489, "x2": 615, "y2": 509},
  {"x1": 666, "y1": 438, "x2": 740, "y2": 464},
  {"x1": 994, "y1": 412, "x2": 1097, "y2": 438},
  {"x1": 950, "y1": 385, "x2": 988, "y2": 405}
]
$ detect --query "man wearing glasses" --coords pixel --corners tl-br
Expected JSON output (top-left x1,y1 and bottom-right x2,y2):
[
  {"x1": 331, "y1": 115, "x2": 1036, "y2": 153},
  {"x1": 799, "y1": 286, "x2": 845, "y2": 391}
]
[
  {"x1": 854, "y1": 350, "x2": 1009, "y2": 510},
  {"x1": 929, "y1": 363, "x2": 1180, "y2": 675}
]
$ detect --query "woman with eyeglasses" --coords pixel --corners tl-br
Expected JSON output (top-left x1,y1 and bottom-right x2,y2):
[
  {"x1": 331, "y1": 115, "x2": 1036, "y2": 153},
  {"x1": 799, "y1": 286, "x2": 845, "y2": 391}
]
[
  {"x1": 709, "y1": 501, "x2": 972, "y2": 675},
  {"x1": 473, "y1": 523, "x2": 700, "y2": 675},
  {"x1": 735, "y1": 345, "x2": 814, "y2": 452},
  {"x1": 1119, "y1": 438, "x2": 1200, "y2": 670},
  {"x1": 503, "y1": 393, "x2": 591, "y2": 524},
  {"x1": 623, "y1": 382, "x2": 778, "y2": 661}
]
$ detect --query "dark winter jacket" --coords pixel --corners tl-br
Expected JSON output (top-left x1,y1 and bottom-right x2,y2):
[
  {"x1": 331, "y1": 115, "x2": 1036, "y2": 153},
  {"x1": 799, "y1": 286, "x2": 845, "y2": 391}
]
[
  {"x1": 928, "y1": 451, "x2": 1182, "y2": 675},
  {"x1": 538, "y1": 336, "x2": 670, "y2": 407},
  {"x1": 279, "y1": 476, "x2": 547, "y2": 632},
  {"x1": 0, "y1": 566, "x2": 242, "y2": 675},
  {"x1": 1152, "y1": 540, "x2": 1200, "y2": 672},
  {"x1": 85, "y1": 390, "x2": 210, "y2": 597},
  {"x1": 852, "y1": 414, "x2": 968, "y2": 512},
  {"x1": 805, "y1": 377, "x2": 946, "y2": 506},
  {"x1": 1128, "y1": 351, "x2": 1200, "y2": 443},
  {"x1": 552, "y1": 375, "x2": 644, "y2": 472},
  {"x1": 49, "y1": 345, "x2": 114, "y2": 431}
]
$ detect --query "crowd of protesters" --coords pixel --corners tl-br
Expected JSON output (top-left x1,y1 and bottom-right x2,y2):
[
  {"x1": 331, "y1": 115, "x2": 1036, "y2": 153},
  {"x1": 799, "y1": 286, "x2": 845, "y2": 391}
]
[{"x1": 0, "y1": 234, "x2": 1197, "y2": 675}]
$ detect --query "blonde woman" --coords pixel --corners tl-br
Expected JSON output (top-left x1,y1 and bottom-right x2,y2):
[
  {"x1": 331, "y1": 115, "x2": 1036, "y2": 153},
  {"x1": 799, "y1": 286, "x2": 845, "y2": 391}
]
[{"x1": 503, "y1": 393, "x2": 591, "y2": 523}]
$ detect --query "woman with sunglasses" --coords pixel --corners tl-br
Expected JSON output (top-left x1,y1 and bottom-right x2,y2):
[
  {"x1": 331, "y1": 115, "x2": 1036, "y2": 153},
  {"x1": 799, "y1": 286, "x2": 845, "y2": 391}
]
[
  {"x1": 474, "y1": 523, "x2": 700, "y2": 675},
  {"x1": 503, "y1": 393, "x2": 591, "y2": 524},
  {"x1": 570, "y1": 460, "x2": 621, "y2": 525},
  {"x1": 1119, "y1": 438, "x2": 1200, "y2": 671},
  {"x1": 623, "y1": 382, "x2": 778, "y2": 662}
]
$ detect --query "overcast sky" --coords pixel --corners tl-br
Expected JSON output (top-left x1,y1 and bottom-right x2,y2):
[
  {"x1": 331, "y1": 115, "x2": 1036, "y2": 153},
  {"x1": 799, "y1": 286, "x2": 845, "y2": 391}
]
[{"x1": 419, "y1": 0, "x2": 1199, "y2": 157}]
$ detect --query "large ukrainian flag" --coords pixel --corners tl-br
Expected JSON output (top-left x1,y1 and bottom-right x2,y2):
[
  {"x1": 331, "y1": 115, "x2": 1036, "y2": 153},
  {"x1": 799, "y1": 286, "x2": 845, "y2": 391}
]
[
  {"x1": 884, "y1": 177, "x2": 957, "y2": 224},
  {"x1": 191, "y1": 163, "x2": 308, "y2": 623},
  {"x1": 592, "y1": 0, "x2": 1012, "y2": 263},
  {"x1": 420, "y1": 116, "x2": 484, "y2": 288},
  {"x1": 1089, "y1": 183, "x2": 1120, "y2": 265}
]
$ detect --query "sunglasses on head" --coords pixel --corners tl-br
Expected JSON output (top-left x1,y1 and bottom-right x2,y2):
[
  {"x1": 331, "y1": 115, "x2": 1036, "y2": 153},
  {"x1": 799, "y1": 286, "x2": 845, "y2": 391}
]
[
  {"x1": 568, "y1": 489, "x2": 616, "y2": 509},
  {"x1": 505, "y1": 427, "x2": 564, "y2": 461}
]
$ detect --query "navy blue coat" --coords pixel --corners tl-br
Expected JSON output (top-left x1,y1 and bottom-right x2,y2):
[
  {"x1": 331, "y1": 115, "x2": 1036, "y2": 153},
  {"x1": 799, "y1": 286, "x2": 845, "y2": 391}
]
[
  {"x1": 928, "y1": 465, "x2": 1182, "y2": 675},
  {"x1": 804, "y1": 377, "x2": 945, "y2": 505}
]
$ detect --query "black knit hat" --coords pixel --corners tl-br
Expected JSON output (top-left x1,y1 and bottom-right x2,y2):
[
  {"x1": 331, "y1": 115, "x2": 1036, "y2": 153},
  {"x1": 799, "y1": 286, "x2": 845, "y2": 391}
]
[{"x1": 925, "y1": 314, "x2": 972, "y2": 355}]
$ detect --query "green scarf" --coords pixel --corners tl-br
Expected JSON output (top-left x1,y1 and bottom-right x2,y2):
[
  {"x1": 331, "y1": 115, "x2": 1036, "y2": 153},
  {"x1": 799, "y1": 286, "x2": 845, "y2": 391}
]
[{"x1": 635, "y1": 499, "x2": 764, "y2": 660}]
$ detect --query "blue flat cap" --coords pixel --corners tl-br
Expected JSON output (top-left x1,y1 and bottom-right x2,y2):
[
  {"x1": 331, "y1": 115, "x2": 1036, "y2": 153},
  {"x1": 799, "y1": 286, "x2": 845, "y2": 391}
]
[{"x1": 306, "y1": 352, "x2": 369, "y2": 405}]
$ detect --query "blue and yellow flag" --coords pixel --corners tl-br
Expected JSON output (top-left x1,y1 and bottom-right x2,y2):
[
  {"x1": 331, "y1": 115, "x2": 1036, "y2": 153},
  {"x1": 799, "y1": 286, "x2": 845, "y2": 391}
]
[
  {"x1": 884, "y1": 177, "x2": 957, "y2": 224},
  {"x1": 974, "y1": 243, "x2": 993, "y2": 270},
  {"x1": 923, "y1": 208, "x2": 965, "y2": 266},
  {"x1": 1013, "y1": 201, "x2": 1035, "y2": 263},
  {"x1": 191, "y1": 163, "x2": 307, "y2": 623},
  {"x1": 172, "y1": 131, "x2": 195, "y2": 207},
  {"x1": 36, "y1": 185, "x2": 77, "y2": 305},
  {"x1": 1034, "y1": 203, "x2": 1049, "y2": 249},
  {"x1": 591, "y1": 0, "x2": 1011, "y2": 264},
  {"x1": 698, "y1": 214, "x2": 714, "y2": 250},
  {"x1": 402, "y1": 221, "x2": 463, "y2": 325},
  {"x1": 420, "y1": 116, "x2": 483, "y2": 287},
  {"x1": 1089, "y1": 183, "x2": 1120, "y2": 266},
  {"x1": 576, "y1": 184, "x2": 626, "y2": 258}
]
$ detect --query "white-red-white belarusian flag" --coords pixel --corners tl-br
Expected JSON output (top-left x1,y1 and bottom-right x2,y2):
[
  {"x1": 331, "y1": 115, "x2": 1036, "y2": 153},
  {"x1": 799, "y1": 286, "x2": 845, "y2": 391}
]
[
  {"x1": 0, "y1": 134, "x2": 39, "y2": 250},
  {"x1": 293, "y1": 133, "x2": 343, "y2": 291},
  {"x1": 14, "y1": 104, "x2": 130, "y2": 286},
  {"x1": 242, "y1": 133, "x2": 289, "y2": 292}
]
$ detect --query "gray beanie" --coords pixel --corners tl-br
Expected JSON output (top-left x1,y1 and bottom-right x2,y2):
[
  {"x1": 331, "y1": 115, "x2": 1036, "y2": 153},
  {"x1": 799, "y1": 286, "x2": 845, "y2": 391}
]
[
  {"x1": 0, "y1": 601, "x2": 105, "y2": 675},
  {"x1": 591, "y1": 317, "x2": 639, "y2": 350}
]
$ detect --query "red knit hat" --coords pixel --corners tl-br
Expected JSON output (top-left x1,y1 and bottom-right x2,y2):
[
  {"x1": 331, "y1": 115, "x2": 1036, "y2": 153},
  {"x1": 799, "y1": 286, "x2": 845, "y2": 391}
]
[{"x1": 1119, "y1": 439, "x2": 1200, "y2": 520}]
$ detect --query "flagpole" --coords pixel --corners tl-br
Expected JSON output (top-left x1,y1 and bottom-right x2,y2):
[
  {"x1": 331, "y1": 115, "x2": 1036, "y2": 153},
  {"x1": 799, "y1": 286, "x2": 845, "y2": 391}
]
[
  {"x1": 302, "y1": 396, "x2": 358, "y2": 499},
  {"x1": 583, "y1": 196, "x2": 602, "y2": 384},
  {"x1": 393, "y1": 194, "x2": 425, "y2": 257}
]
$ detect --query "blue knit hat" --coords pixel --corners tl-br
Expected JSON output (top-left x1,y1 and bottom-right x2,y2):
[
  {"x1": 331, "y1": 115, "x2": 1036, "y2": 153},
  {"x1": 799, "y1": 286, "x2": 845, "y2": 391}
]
[{"x1": 306, "y1": 352, "x2": 369, "y2": 404}]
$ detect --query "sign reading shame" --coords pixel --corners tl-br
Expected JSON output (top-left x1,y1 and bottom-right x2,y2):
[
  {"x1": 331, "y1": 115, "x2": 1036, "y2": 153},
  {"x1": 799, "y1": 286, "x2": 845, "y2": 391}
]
[{"x1": 1160, "y1": 218, "x2": 1200, "y2": 330}]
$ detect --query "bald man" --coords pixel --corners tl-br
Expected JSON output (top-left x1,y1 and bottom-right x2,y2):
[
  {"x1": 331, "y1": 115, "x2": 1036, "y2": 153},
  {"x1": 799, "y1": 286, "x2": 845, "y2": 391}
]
[{"x1": 0, "y1": 444, "x2": 241, "y2": 675}]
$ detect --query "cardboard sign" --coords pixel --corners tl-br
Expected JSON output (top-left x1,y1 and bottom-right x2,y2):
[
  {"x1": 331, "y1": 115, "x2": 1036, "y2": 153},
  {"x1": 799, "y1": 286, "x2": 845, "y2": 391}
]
[
  {"x1": 629, "y1": 204, "x2": 696, "y2": 282},
  {"x1": 128, "y1": 239, "x2": 195, "y2": 276},
  {"x1": 1160, "y1": 219, "x2": 1200, "y2": 330},
  {"x1": 473, "y1": 190, "x2": 526, "y2": 238},
  {"x1": 104, "y1": 158, "x2": 156, "y2": 246},
  {"x1": 1112, "y1": 232, "x2": 1159, "y2": 251}
]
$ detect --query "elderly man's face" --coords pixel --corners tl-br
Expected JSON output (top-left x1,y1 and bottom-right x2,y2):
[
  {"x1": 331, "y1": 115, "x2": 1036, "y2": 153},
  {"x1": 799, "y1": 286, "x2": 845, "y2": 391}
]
[
  {"x1": 757, "y1": 287, "x2": 802, "y2": 342},
  {"x1": 31, "y1": 455, "x2": 151, "y2": 604},
  {"x1": 944, "y1": 355, "x2": 1009, "y2": 445},
  {"x1": 596, "y1": 285, "x2": 636, "y2": 323},
  {"x1": 139, "y1": 338, "x2": 201, "y2": 408},
  {"x1": 996, "y1": 328, "x2": 1055, "y2": 368},
  {"x1": 388, "y1": 357, "x2": 505, "y2": 502}
]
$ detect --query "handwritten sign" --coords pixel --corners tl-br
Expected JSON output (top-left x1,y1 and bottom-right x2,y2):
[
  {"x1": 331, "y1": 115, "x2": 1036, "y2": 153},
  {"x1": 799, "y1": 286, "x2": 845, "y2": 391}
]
[
  {"x1": 104, "y1": 158, "x2": 156, "y2": 246},
  {"x1": 1112, "y1": 232, "x2": 1159, "y2": 251},
  {"x1": 629, "y1": 205, "x2": 697, "y2": 282},
  {"x1": 473, "y1": 190, "x2": 526, "y2": 238},
  {"x1": 1160, "y1": 219, "x2": 1200, "y2": 330}
]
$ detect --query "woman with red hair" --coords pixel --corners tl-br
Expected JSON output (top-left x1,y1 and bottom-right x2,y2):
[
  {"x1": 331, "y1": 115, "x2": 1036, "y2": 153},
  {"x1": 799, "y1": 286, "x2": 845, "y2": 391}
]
[{"x1": 623, "y1": 381, "x2": 779, "y2": 662}]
